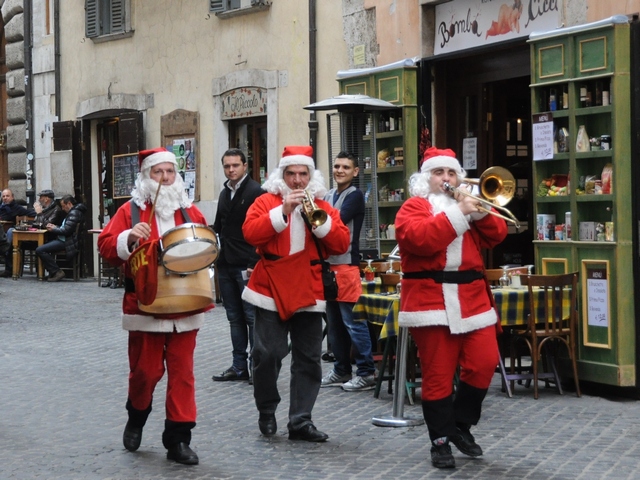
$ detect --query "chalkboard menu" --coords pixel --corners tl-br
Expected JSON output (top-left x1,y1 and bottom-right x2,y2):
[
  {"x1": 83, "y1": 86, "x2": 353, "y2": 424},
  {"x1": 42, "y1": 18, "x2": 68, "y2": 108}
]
[{"x1": 112, "y1": 153, "x2": 139, "y2": 199}]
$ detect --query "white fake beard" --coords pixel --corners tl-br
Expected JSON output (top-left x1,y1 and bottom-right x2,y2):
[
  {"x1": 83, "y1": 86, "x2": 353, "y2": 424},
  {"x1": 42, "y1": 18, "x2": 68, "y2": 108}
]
[
  {"x1": 138, "y1": 177, "x2": 186, "y2": 220},
  {"x1": 428, "y1": 192, "x2": 457, "y2": 214}
]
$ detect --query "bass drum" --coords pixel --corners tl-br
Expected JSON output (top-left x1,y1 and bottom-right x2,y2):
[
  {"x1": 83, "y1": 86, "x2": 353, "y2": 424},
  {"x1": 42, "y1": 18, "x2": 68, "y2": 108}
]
[
  {"x1": 160, "y1": 223, "x2": 218, "y2": 274},
  {"x1": 139, "y1": 266, "x2": 213, "y2": 314}
]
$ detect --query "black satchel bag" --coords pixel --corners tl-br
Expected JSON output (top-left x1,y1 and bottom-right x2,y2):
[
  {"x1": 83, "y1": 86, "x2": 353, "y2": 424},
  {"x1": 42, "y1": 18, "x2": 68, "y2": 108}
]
[{"x1": 306, "y1": 219, "x2": 339, "y2": 301}]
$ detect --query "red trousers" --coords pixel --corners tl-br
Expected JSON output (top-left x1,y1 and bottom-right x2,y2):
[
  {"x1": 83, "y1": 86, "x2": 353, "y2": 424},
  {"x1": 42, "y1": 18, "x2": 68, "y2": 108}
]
[
  {"x1": 127, "y1": 330, "x2": 198, "y2": 423},
  {"x1": 410, "y1": 325, "x2": 498, "y2": 401}
]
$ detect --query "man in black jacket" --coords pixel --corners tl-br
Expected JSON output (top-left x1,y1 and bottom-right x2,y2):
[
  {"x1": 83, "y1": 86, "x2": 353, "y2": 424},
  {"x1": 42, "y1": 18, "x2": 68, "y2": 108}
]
[
  {"x1": 35, "y1": 195, "x2": 86, "y2": 282},
  {"x1": 212, "y1": 149, "x2": 265, "y2": 382}
]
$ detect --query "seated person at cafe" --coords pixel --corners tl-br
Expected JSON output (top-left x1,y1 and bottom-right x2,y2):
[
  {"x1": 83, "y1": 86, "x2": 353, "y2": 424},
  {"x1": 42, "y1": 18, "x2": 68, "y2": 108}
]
[
  {"x1": 1, "y1": 189, "x2": 66, "y2": 277},
  {"x1": 35, "y1": 195, "x2": 86, "y2": 282},
  {"x1": 0, "y1": 188, "x2": 37, "y2": 278}
]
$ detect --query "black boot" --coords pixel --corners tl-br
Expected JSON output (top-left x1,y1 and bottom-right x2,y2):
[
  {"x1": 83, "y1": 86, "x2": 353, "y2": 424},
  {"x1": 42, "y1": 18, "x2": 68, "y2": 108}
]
[
  {"x1": 163, "y1": 419, "x2": 198, "y2": 465},
  {"x1": 422, "y1": 397, "x2": 457, "y2": 469},
  {"x1": 450, "y1": 382, "x2": 487, "y2": 457},
  {"x1": 123, "y1": 399, "x2": 152, "y2": 452}
]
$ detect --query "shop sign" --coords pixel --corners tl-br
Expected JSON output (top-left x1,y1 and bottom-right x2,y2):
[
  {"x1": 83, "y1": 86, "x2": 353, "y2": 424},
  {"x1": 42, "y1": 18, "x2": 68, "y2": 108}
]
[
  {"x1": 221, "y1": 87, "x2": 267, "y2": 119},
  {"x1": 434, "y1": 0, "x2": 560, "y2": 56}
]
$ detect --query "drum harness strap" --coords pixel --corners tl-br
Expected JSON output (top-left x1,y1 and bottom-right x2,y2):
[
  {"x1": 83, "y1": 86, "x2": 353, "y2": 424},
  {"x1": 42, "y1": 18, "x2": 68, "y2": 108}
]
[{"x1": 125, "y1": 200, "x2": 192, "y2": 293}]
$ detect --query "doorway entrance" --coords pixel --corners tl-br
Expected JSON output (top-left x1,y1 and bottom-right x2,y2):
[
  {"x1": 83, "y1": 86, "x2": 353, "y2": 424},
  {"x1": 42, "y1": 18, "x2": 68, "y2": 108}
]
[
  {"x1": 432, "y1": 44, "x2": 534, "y2": 268},
  {"x1": 229, "y1": 117, "x2": 267, "y2": 184}
]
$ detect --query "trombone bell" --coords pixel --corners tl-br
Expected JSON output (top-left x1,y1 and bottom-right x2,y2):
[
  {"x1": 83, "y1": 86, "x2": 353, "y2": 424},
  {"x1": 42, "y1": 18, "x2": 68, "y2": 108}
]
[{"x1": 466, "y1": 166, "x2": 516, "y2": 207}]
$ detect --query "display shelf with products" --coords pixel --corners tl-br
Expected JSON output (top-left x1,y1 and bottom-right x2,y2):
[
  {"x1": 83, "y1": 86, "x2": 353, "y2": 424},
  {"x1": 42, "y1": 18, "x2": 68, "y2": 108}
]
[
  {"x1": 529, "y1": 16, "x2": 634, "y2": 386},
  {"x1": 339, "y1": 66, "x2": 418, "y2": 256}
]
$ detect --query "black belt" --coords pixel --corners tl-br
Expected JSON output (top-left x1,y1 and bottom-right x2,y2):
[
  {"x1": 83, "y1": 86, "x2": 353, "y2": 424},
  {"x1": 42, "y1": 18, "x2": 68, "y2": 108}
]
[
  {"x1": 262, "y1": 253, "x2": 322, "y2": 266},
  {"x1": 402, "y1": 270, "x2": 484, "y2": 284}
]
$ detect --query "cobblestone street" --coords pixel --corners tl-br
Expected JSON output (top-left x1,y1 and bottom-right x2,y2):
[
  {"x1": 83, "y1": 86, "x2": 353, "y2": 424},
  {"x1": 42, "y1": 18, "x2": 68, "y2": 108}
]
[{"x1": 1, "y1": 276, "x2": 640, "y2": 479}]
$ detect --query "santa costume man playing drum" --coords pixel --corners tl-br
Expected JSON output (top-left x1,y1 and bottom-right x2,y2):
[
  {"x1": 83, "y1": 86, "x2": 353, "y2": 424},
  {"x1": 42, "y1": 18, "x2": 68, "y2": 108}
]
[{"x1": 98, "y1": 147, "x2": 212, "y2": 465}]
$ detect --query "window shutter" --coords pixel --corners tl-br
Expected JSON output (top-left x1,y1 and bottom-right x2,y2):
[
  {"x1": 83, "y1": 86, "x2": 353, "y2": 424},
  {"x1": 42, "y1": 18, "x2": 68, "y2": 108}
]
[
  {"x1": 85, "y1": 0, "x2": 98, "y2": 38},
  {"x1": 110, "y1": 0, "x2": 124, "y2": 34},
  {"x1": 52, "y1": 121, "x2": 76, "y2": 151},
  {"x1": 210, "y1": 0, "x2": 225, "y2": 12}
]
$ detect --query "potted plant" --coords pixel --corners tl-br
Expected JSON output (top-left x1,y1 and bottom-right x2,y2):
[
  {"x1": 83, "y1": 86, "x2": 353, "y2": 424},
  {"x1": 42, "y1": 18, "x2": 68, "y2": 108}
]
[{"x1": 363, "y1": 265, "x2": 376, "y2": 282}]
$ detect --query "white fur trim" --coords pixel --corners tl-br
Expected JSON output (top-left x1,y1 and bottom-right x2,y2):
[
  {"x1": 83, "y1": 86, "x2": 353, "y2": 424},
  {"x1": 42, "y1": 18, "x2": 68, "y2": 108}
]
[
  {"x1": 398, "y1": 309, "x2": 497, "y2": 334},
  {"x1": 289, "y1": 209, "x2": 306, "y2": 254},
  {"x1": 312, "y1": 214, "x2": 332, "y2": 238},
  {"x1": 420, "y1": 155, "x2": 462, "y2": 174},
  {"x1": 269, "y1": 205, "x2": 288, "y2": 233},
  {"x1": 279, "y1": 154, "x2": 314, "y2": 169},
  {"x1": 242, "y1": 288, "x2": 326, "y2": 314},
  {"x1": 122, "y1": 312, "x2": 204, "y2": 332},
  {"x1": 117, "y1": 230, "x2": 133, "y2": 261},
  {"x1": 445, "y1": 237, "x2": 463, "y2": 270},
  {"x1": 444, "y1": 204, "x2": 470, "y2": 237},
  {"x1": 140, "y1": 151, "x2": 178, "y2": 171}
]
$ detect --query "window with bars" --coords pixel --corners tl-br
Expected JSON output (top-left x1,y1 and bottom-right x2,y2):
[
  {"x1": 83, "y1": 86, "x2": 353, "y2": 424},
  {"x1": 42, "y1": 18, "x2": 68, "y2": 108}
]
[
  {"x1": 85, "y1": 0, "x2": 130, "y2": 39},
  {"x1": 210, "y1": 0, "x2": 269, "y2": 13}
]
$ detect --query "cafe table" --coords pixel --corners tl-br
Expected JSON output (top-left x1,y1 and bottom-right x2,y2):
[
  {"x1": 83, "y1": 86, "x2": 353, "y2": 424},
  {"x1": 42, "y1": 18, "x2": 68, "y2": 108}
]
[{"x1": 12, "y1": 228, "x2": 48, "y2": 280}]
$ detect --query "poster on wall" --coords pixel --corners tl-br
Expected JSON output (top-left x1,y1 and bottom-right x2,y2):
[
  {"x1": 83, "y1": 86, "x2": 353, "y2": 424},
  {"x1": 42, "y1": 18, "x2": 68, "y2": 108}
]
[
  {"x1": 168, "y1": 138, "x2": 196, "y2": 201},
  {"x1": 434, "y1": 0, "x2": 561, "y2": 56}
]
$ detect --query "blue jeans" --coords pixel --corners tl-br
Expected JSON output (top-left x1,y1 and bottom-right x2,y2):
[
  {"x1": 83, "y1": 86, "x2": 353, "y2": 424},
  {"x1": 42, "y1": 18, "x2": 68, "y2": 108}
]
[
  {"x1": 217, "y1": 264, "x2": 255, "y2": 371},
  {"x1": 252, "y1": 308, "x2": 323, "y2": 430},
  {"x1": 325, "y1": 300, "x2": 375, "y2": 377},
  {"x1": 35, "y1": 239, "x2": 65, "y2": 275}
]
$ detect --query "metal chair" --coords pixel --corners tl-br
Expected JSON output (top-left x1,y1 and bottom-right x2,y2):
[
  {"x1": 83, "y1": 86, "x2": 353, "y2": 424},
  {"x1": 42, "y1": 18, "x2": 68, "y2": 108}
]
[{"x1": 506, "y1": 272, "x2": 581, "y2": 399}]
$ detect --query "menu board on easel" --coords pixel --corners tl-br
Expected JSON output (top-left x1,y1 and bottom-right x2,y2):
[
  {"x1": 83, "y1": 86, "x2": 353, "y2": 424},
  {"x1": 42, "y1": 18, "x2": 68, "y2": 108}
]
[
  {"x1": 112, "y1": 153, "x2": 139, "y2": 199},
  {"x1": 582, "y1": 259, "x2": 612, "y2": 349}
]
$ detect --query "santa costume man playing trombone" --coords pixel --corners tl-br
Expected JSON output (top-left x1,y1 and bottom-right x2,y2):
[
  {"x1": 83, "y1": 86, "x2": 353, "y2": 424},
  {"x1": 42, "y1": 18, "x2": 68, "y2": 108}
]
[
  {"x1": 98, "y1": 147, "x2": 211, "y2": 466},
  {"x1": 395, "y1": 147, "x2": 507, "y2": 469}
]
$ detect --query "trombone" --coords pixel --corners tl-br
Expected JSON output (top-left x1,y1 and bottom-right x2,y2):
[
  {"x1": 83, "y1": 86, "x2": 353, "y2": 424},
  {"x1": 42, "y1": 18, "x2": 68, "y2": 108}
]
[{"x1": 443, "y1": 166, "x2": 521, "y2": 229}]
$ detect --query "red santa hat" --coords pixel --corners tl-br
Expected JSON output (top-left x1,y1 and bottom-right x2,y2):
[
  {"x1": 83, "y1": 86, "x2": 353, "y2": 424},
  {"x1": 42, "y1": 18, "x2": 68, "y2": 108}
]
[
  {"x1": 420, "y1": 147, "x2": 462, "y2": 174},
  {"x1": 138, "y1": 147, "x2": 177, "y2": 171},
  {"x1": 278, "y1": 145, "x2": 315, "y2": 172}
]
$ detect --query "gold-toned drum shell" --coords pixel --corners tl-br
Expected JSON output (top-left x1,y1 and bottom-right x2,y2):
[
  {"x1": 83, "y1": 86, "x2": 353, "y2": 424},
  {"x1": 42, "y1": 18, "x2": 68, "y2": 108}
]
[
  {"x1": 139, "y1": 267, "x2": 213, "y2": 314},
  {"x1": 160, "y1": 223, "x2": 218, "y2": 274}
]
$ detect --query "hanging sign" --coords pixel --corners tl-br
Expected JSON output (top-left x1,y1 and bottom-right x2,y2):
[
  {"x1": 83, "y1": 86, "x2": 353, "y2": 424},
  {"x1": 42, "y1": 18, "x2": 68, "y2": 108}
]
[
  {"x1": 462, "y1": 137, "x2": 477, "y2": 170},
  {"x1": 434, "y1": 0, "x2": 561, "y2": 56},
  {"x1": 532, "y1": 112, "x2": 554, "y2": 160},
  {"x1": 221, "y1": 87, "x2": 267, "y2": 119}
]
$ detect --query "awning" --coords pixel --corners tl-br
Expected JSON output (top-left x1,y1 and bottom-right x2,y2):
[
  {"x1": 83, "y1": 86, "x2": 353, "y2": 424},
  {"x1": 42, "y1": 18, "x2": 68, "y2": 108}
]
[{"x1": 304, "y1": 94, "x2": 396, "y2": 113}]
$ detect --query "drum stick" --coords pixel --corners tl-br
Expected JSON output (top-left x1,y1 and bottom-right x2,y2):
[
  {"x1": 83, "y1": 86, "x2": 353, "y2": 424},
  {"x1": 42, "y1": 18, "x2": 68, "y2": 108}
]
[{"x1": 148, "y1": 181, "x2": 162, "y2": 226}]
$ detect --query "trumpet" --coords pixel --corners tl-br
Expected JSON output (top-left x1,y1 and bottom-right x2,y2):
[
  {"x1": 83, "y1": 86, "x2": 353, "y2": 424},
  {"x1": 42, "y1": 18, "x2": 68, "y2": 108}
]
[
  {"x1": 443, "y1": 166, "x2": 521, "y2": 228},
  {"x1": 302, "y1": 190, "x2": 328, "y2": 227}
]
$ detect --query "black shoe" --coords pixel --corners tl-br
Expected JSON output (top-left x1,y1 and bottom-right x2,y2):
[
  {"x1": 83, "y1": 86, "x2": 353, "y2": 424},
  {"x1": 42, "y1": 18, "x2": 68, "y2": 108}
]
[
  {"x1": 288, "y1": 424, "x2": 328, "y2": 442},
  {"x1": 258, "y1": 413, "x2": 277, "y2": 436},
  {"x1": 166, "y1": 442, "x2": 199, "y2": 465},
  {"x1": 430, "y1": 439, "x2": 455, "y2": 469},
  {"x1": 450, "y1": 427, "x2": 483, "y2": 457},
  {"x1": 212, "y1": 366, "x2": 249, "y2": 382},
  {"x1": 122, "y1": 422, "x2": 143, "y2": 452}
]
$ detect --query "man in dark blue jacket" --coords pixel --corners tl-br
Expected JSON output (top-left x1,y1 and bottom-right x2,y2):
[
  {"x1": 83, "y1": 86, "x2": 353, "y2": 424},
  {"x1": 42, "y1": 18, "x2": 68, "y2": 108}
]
[
  {"x1": 35, "y1": 195, "x2": 86, "y2": 282},
  {"x1": 212, "y1": 149, "x2": 265, "y2": 382}
]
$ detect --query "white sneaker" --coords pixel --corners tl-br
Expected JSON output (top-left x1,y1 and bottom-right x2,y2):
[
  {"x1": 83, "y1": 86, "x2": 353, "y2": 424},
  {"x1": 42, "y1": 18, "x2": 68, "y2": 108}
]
[
  {"x1": 321, "y1": 370, "x2": 352, "y2": 387},
  {"x1": 341, "y1": 375, "x2": 376, "y2": 391}
]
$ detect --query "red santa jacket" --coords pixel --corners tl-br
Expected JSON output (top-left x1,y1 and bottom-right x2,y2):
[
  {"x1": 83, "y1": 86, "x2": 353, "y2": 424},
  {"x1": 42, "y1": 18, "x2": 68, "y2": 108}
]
[
  {"x1": 98, "y1": 201, "x2": 213, "y2": 330},
  {"x1": 396, "y1": 196, "x2": 507, "y2": 334},
  {"x1": 241, "y1": 192, "x2": 350, "y2": 317}
]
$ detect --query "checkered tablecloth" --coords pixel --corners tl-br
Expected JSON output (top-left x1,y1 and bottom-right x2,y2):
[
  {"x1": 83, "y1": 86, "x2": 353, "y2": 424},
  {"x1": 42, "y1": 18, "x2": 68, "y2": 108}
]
[
  {"x1": 352, "y1": 293, "x2": 400, "y2": 339},
  {"x1": 361, "y1": 278, "x2": 396, "y2": 295},
  {"x1": 493, "y1": 287, "x2": 571, "y2": 327},
  {"x1": 353, "y1": 287, "x2": 570, "y2": 339}
]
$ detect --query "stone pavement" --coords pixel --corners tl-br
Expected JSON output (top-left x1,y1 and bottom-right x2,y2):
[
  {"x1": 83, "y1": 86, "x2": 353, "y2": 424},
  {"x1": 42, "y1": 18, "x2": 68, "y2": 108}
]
[{"x1": 1, "y1": 275, "x2": 640, "y2": 479}]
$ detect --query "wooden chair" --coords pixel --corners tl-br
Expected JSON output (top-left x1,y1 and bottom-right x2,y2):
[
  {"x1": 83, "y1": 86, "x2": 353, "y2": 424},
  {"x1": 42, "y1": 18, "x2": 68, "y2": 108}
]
[
  {"x1": 507, "y1": 272, "x2": 581, "y2": 399},
  {"x1": 485, "y1": 268, "x2": 503, "y2": 286},
  {"x1": 52, "y1": 223, "x2": 85, "y2": 281}
]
